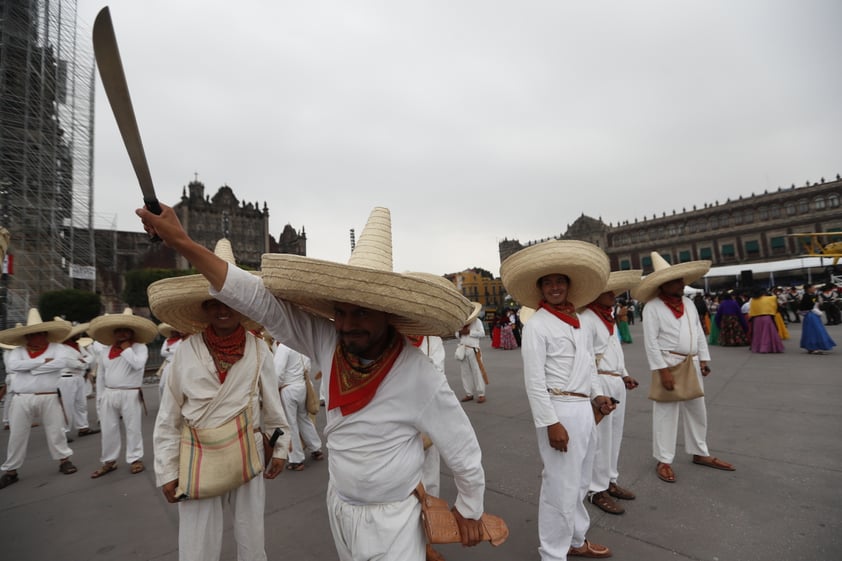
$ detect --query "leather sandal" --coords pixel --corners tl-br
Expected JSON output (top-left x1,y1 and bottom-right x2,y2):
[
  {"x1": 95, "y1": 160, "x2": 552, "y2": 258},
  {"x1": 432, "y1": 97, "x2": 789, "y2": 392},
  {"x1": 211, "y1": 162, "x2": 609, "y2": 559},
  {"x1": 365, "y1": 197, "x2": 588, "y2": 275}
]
[
  {"x1": 287, "y1": 462, "x2": 304, "y2": 471},
  {"x1": 692, "y1": 455, "x2": 735, "y2": 471},
  {"x1": 0, "y1": 471, "x2": 19, "y2": 489},
  {"x1": 91, "y1": 461, "x2": 118, "y2": 479},
  {"x1": 77, "y1": 427, "x2": 101, "y2": 437},
  {"x1": 130, "y1": 460, "x2": 145, "y2": 474},
  {"x1": 59, "y1": 460, "x2": 77, "y2": 475},
  {"x1": 476, "y1": 396, "x2": 486, "y2": 404},
  {"x1": 311, "y1": 450, "x2": 325, "y2": 461},
  {"x1": 656, "y1": 462, "x2": 676, "y2": 483},
  {"x1": 608, "y1": 482, "x2": 635, "y2": 500},
  {"x1": 589, "y1": 491, "x2": 624, "y2": 514},
  {"x1": 460, "y1": 395, "x2": 474, "y2": 402},
  {"x1": 568, "y1": 539, "x2": 612, "y2": 558}
]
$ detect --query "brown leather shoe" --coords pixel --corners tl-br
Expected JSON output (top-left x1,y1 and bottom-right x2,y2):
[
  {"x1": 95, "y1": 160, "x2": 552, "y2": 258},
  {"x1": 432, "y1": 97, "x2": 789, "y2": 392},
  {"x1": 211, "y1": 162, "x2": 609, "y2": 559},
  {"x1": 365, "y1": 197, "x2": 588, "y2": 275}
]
[
  {"x1": 608, "y1": 482, "x2": 636, "y2": 500},
  {"x1": 569, "y1": 539, "x2": 612, "y2": 558},
  {"x1": 588, "y1": 491, "x2": 624, "y2": 514},
  {"x1": 656, "y1": 462, "x2": 676, "y2": 483},
  {"x1": 460, "y1": 395, "x2": 474, "y2": 402}
]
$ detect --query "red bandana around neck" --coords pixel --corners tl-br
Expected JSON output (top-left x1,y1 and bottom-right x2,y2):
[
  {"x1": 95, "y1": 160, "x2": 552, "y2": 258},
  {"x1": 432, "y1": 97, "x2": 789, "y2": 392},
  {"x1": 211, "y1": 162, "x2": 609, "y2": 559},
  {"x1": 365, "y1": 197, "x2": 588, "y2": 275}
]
[
  {"x1": 329, "y1": 331, "x2": 404, "y2": 416},
  {"x1": 166, "y1": 336, "x2": 181, "y2": 346},
  {"x1": 27, "y1": 346, "x2": 48, "y2": 359},
  {"x1": 659, "y1": 294, "x2": 685, "y2": 319},
  {"x1": 63, "y1": 340, "x2": 80, "y2": 352},
  {"x1": 539, "y1": 300, "x2": 580, "y2": 328},
  {"x1": 203, "y1": 324, "x2": 246, "y2": 384},
  {"x1": 406, "y1": 335, "x2": 425, "y2": 348},
  {"x1": 108, "y1": 345, "x2": 124, "y2": 359},
  {"x1": 586, "y1": 303, "x2": 615, "y2": 334}
]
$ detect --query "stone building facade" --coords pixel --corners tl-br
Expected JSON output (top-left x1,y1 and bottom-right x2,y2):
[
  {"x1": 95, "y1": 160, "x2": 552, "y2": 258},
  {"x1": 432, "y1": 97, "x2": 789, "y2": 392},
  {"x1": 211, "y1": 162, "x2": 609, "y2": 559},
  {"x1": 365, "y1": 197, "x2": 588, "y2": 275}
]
[{"x1": 500, "y1": 177, "x2": 842, "y2": 278}]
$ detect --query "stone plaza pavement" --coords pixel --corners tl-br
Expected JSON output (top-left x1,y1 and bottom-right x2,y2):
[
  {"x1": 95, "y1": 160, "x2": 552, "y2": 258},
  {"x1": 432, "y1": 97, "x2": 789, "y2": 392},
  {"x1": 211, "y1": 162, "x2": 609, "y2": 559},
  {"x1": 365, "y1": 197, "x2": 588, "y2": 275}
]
[{"x1": 1, "y1": 321, "x2": 840, "y2": 561}]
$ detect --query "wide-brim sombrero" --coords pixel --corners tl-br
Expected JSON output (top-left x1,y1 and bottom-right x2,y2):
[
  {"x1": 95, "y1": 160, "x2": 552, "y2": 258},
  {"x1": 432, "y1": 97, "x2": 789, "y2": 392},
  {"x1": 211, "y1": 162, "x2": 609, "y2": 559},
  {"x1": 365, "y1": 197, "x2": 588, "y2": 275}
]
[
  {"x1": 500, "y1": 240, "x2": 610, "y2": 309},
  {"x1": 404, "y1": 271, "x2": 483, "y2": 329},
  {"x1": 631, "y1": 252, "x2": 711, "y2": 303},
  {"x1": 88, "y1": 308, "x2": 158, "y2": 346},
  {"x1": 261, "y1": 207, "x2": 474, "y2": 337},
  {"x1": 604, "y1": 270, "x2": 643, "y2": 296},
  {"x1": 518, "y1": 306, "x2": 536, "y2": 326},
  {"x1": 157, "y1": 323, "x2": 179, "y2": 338},
  {"x1": 0, "y1": 309, "x2": 72, "y2": 347},
  {"x1": 61, "y1": 322, "x2": 90, "y2": 342},
  {"x1": 148, "y1": 239, "x2": 261, "y2": 335}
]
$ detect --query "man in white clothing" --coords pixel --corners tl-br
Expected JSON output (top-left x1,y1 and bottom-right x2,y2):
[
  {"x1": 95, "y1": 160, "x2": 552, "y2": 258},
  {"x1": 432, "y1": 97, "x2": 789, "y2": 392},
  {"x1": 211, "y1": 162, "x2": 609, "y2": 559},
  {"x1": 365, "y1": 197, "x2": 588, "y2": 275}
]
[
  {"x1": 455, "y1": 308, "x2": 487, "y2": 403},
  {"x1": 579, "y1": 271, "x2": 642, "y2": 515},
  {"x1": 274, "y1": 340, "x2": 323, "y2": 471},
  {"x1": 631, "y1": 252, "x2": 735, "y2": 484},
  {"x1": 139, "y1": 205, "x2": 495, "y2": 561},
  {"x1": 149, "y1": 238, "x2": 291, "y2": 561},
  {"x1": 157, "y1": 323, "x2": 185, "y2": 395},
  {"x1": 0, "y1": 310, "x2": 77, "y2": 488},
  {"x1": 89, "y1": 308, "x2": 157, "y2": 478},
  {"x1": 58, "y1": 323, "x2": 99, "y2": 440},
  {"x1": 501, "y1": 240, "x2": 616, "y2": 561}
]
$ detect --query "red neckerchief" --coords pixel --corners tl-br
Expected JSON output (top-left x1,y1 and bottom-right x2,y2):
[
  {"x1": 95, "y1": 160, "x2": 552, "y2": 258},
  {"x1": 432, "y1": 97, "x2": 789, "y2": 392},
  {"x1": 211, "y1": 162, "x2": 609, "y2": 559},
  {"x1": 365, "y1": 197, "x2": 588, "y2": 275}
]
[
  {"x1": 202, "y1": 324, "x2": 246, "y2": 384},
  {"x1": 27, "y1": 345, "x2": 48, "y2": 359},
  {"x1": 586, "y1": 303, "x2": 615, "y2": 334},
  {"x1": 539, "y1": 300, "x2": 580, "y2": 328},
  {"x1": 166, "y1": 336, "x2": 181, "y2": 346},
  {"x1": 108, "y1": 345, "x2": 124, "y2": 359},
  {"x1": 329, "y1": 330, "x2": 403, "y2": 416},
  {"x1": 659, "y1": 294, "x2": 685, "y2": 319},
  {"x1": 63, "y1": 340, "x2": 80, "y2": 352},
  {"x1": 406, "y1": 335, "x2": 424, "y2": 348}
]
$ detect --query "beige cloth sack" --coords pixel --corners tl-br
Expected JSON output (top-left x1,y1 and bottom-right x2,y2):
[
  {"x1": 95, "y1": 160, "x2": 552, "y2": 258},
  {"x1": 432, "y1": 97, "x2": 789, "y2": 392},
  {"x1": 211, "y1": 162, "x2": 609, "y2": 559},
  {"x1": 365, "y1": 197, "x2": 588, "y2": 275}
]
[{"x1": 648, "y1": 355, "x2": 704, "y2": 402}]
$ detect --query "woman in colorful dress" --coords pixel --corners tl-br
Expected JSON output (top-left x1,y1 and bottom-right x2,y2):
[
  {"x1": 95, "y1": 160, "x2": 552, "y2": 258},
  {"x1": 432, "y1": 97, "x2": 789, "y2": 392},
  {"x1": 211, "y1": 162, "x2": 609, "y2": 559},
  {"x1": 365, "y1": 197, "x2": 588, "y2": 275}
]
[
  {"x1": 615, "y1": 299, "x2": 632, "y2": 344},
  {"x1": 798, "y1": 285, "x2": 836, "y2": 354},
  {"x1": 714, "y1": 293, "x2": 749, "y2": 346}
]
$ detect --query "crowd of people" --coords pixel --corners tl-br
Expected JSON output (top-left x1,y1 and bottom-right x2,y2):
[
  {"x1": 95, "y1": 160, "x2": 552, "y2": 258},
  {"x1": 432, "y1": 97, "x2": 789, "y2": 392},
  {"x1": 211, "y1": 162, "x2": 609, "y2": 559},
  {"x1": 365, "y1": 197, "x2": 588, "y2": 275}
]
[{"x1": 0, "y1": 201, "x2": 838, "y2": 561}]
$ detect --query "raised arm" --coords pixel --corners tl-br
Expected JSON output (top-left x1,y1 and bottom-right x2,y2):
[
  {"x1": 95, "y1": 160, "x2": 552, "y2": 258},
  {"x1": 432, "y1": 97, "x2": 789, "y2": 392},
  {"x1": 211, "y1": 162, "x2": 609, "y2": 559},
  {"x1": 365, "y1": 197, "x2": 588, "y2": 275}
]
[{"x1": 136, "y1": 203, "x2": 228, "y2": 291}]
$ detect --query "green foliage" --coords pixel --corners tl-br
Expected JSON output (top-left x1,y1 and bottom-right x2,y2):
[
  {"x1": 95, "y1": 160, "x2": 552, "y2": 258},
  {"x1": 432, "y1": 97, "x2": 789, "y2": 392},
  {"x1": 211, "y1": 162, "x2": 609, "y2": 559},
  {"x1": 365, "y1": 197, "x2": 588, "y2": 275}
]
[
  {"x1": 471, "y1": 267, "x2": 495, "y2": 279},
  {"x1": 122, "y1": 269, "x2": 193, "y2": 308},
  {"x1": 39, "y1": 290, "x2": 101, "y2": 322}
]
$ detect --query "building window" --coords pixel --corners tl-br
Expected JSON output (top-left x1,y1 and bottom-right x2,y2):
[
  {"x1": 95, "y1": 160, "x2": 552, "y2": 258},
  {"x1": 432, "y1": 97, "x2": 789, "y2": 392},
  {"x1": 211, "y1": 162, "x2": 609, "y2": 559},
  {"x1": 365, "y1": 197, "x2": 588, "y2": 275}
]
[
  {"x1": 642, "y1": 255, "x2": 652, "y2": 268},
  {"x1": 770, "y1": 236, "x2": 786, "y2": 254},
  {"x1": 662, "y1": 253, "x2": 672, "y2": 264},
  {"x1": 798, "y1": 199, "x2": 809, "y2": 213},
  {"x1": 733, "y1": 212, "x2": 742, "y2": 225},
  {"x1": 722, "y1": 244, "x2": 735, "y2": 257},
  {"x1": 829, "y1": 193, "x2": 840, "y2": 208},
  {"x1": 620, "y1": 259, "x2": 631, "y2": 270},
  {"x1": 709, "y1": 216, "x2": 718, "y2": 229},
  {"x1": 814, "y1": 196, "x2": 826, "y2": 210},
  {"x1": 668, "y1": 224, "x2": 677, "y2": 236},
  {"x1": 679, "y1": 250, "x2": 691, "y2": 262},
  {"x1": 699, "y1": 247, "x2": 713, "y2": 259},
  {"x1": 771, "y1": 205, "x2": 782, "y2": 218},
  {"x1": 785, "y1": 203, "x2": 796, "y2": 216},
  {"x1": 759, "y1": 206, "x2": 768, "y2": 220},
  {"x1": 745, "y1": 240, "x2": 760, "y2": 256},
  {"x1": 744, "y1": 210, "x2": 753, "y2": 223}
]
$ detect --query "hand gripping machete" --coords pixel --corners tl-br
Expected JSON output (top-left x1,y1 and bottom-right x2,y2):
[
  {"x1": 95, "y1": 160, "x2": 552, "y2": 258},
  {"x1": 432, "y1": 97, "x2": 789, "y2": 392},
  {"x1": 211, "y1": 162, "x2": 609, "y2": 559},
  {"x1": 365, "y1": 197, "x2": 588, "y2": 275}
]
[{"x1": 92, "y1": 7, "x2": 163, "y2": 221}]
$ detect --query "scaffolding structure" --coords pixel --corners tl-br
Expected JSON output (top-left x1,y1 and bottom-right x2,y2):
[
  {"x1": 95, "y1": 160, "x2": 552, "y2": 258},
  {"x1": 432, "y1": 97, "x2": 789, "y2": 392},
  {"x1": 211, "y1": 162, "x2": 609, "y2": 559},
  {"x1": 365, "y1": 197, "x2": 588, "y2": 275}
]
[{"x1": 0, "y1": 0, "x2": 95, "y2": 327}]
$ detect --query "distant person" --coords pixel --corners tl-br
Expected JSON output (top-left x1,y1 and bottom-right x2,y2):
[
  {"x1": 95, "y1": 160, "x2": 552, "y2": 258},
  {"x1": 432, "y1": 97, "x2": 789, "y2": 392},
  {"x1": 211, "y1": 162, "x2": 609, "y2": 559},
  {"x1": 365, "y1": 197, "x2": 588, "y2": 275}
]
[
  {"x1": 455, "y1": 305, "x2": 488, "y2": 403},
  {"x1": 747, "y1": 289, "x2": 785, "y2": 353},
  {"x1": 632, "y1": 252, "x2": 735, "y2": 484},
  {"x1": 798, "y1": 285, "x2": 836, "y2": 354},
  {"x1": 714, "y1": 293, "x2": 749, "y2": 347}
]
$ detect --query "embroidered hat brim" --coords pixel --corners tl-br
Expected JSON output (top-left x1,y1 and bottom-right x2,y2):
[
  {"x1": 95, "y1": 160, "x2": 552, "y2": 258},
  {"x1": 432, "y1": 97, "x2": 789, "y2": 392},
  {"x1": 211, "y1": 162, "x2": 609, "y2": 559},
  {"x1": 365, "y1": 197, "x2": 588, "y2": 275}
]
[{"x1": 500, "y1": 240, "x2": 611, "y2": 309}]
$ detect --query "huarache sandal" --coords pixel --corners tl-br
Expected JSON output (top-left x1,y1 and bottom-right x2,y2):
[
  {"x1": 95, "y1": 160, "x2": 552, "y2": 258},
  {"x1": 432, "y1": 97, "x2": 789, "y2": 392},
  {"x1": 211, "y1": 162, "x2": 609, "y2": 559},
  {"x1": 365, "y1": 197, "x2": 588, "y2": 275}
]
[
  {"x1": 656, "y1": 462, "x2": 676, "y2": 483},
  {"x1": 477, "y1": 396, "x2": 487, "y2": 404},
  {"x1": 0, "y1": 471, "x2": 19, "y2": 489},
  {"x1": 59, "y1": 460, "x2": 77, "y2": 475},
  {"x1": 286, "y1": 462, "x2": 304, "y2": 471},
  {"x1": 608, "y1": 482, "x2": 636, "y2": 500},
  {"x1": 311, "y1": 451, "x2": 325, "y2": 461},
  {"x1": 91, "y1": 461, "x2": 117, "y2": 479},
  {"x1": 77, "y1": 427, "x2": 100, "y2": 437},
  {"x1": 130, "y1": 460, "x2": 145, "y2": 474},
  {"x1": 692, "y1": 455, "x2": 736, "y2": 471},
  {"x1": 568, "y1": 539, "x2": 612, "y2": 558},
  {"x1": 588, "y1": 491, "x2": 624, "y2": 514},
  {"x1": 460, "y1": 395, "x2": 474, "y2": 402}
]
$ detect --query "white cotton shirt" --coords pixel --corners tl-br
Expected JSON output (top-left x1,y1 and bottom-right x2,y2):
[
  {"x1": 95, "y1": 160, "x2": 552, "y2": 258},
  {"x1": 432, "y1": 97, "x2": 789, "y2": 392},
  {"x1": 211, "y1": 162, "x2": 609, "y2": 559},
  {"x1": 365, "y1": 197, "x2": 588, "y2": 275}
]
[
  {"x1": 642, "y1": 296, "x2": 711, "y2": 371},
  {"x1": 59, "y1": 343, "x2": 94, "y2": 377},
  {"x1": 210, "y1": 264, "x2": 486, "y2": 519},
  {"x1": 273, "y1": 341, "x2": 311, "y2": 386},
  {"x1": 95, "y1": 343, "x2": 148, "y2": 389},
  {"x1": 521, "y1": 308, "x2": 601, "y2": 429},
  {"x1": 456, "y1": 318, "x2": 485, "y2": 348},
  {"x1": 6, "y1": 343, "x2": 71, "y2": 394},
  {"x1": 579, "y1": 309, "x2": 628, "y2": 377},
  {"x1": 409, "y1": 336, "x2": 445, "y2": 374}
]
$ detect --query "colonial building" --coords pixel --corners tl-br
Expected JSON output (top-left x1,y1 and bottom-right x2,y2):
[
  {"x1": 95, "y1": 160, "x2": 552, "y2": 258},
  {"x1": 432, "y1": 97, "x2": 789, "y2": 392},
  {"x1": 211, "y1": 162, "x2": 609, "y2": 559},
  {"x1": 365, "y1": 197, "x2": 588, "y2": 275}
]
[
  {"x1": 500, "y1": 177, "x2": 842, "y2": 281},
  {"x1": 448, "y1": 269, "x2": 507, "y2": 312}
]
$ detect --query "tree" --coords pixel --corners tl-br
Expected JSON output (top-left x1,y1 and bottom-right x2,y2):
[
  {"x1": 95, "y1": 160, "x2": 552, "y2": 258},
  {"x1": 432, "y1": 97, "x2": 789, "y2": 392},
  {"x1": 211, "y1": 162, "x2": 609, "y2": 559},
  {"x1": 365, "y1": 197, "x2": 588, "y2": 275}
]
[
  {"x1": 122, "y1": 269, "x2": 194, "y2": 308},
  {"x1": 39, "y1": 290, "x2": 101, "y2": 322}
]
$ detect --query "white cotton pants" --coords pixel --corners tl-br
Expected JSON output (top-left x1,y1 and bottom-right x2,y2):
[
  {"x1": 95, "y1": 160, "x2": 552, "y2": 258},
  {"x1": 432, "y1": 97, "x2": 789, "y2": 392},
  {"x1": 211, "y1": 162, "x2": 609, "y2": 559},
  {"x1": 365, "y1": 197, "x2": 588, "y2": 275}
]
[
  {"x1": 458, "y1": 348, "x2": 485, "y2": 398},
  {"x1": 280, "y1": 381, "x2": 322, "y2": 464},
  {"x1": 58, "y1": 376, "x2": 90, "y2": 432},
  {"x1": 99, "y1": 387, "x2": 144, "y2": 464},
  {"x1": 2, "y1": 393, "x2": 73, "y2": 471},
  {"x1": 652, "y1": 396, "x2": 710, "y2": 464},
  {"x1": 536, "y1": 399, "x2": 597, "y2": 561},
  {"x1": 327, "y1": 481, "x2": 425, "y2": 561},
  {"x1": 178, "y1": 433, "x2": 267, "y2": 561},
  {"x1": 590, "y1": 375, "x2": 627, "y2": 493},
  {"x1": 421, "y1": 444, "x2": 441, "y2": 497}
]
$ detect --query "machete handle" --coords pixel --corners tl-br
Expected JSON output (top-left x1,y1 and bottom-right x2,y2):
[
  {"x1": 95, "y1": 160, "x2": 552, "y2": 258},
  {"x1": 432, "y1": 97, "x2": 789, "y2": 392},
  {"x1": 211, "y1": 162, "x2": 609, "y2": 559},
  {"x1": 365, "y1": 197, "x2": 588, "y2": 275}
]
[{"x1": 144, "y1": 198, "x2": 162, "y2": 242}]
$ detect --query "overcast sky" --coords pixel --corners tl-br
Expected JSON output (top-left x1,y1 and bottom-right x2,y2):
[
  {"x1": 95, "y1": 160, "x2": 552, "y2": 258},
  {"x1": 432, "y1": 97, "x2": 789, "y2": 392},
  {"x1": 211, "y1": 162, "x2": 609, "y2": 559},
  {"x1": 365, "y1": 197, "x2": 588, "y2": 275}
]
[{"x1": 78, "y1": 0, "x2": 842, "y2": 277}]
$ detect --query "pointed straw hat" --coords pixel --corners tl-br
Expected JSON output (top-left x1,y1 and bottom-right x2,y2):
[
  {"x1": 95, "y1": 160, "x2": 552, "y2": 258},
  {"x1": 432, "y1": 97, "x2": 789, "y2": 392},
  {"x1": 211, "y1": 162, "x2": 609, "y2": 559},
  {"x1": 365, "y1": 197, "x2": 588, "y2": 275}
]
[
  {"x1": 500, "y1": 240, "x2": 610, "y2": 309},
  {"x1": 88, "y1": 308, "x2": 158, "y2": 346},
  {"x1": 147, "y1": 239, "x2": 261, "y2": 334},
  {"x1": 261, "y1": 207, "x2": 475, "y2": 337},
  {"x1": 0, "y1": 309, "x2": 72, "y2": 346},
  {"x1": 603, "y1": 270, "x2": 643, "y2": 297},
  {"x1": 631, "y1": 252, "x2": 711, "y2": 303},
  {"x1": 61, "y1": 321, "x2": 90, "y2": 342}
]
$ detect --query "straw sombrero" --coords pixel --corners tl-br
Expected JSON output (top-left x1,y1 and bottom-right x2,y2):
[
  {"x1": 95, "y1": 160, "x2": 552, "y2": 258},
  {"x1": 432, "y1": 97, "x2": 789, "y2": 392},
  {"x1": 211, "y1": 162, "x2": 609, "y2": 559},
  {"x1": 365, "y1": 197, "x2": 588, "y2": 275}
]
[
  {"x1": 603, "y1": 270, "x2": 643, "y2": 296},
  {"x1": 61, "y1": 321, "x2": 90, "y2": 342},
  {"x1": 157, "y1": 323, "x2": 182, "y2": 339},
  {"x1": 0, "y1": 309, "x2": 72, "y2": 347},
  {"x1": 88, "y1": 308, "x2": 158, "y2": 346},
  {"x1": 631, "y1": 252, "x2": 711, "y2": 304},
  {"x1": 404, "y1": 271, "x2": 483, "y2": 328},
  {"x1": 500, "y1": 240, "x2": 610, "y2": 309},
  {"x1": 517, "y1": 306, "x2": 536, "y2": 326},
  {"x1": 261, "y1": 207, "x2": 475, "y2": 337},
  {"x1": 147, "y1": 239, "x2": 261, "y2": 335}
]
